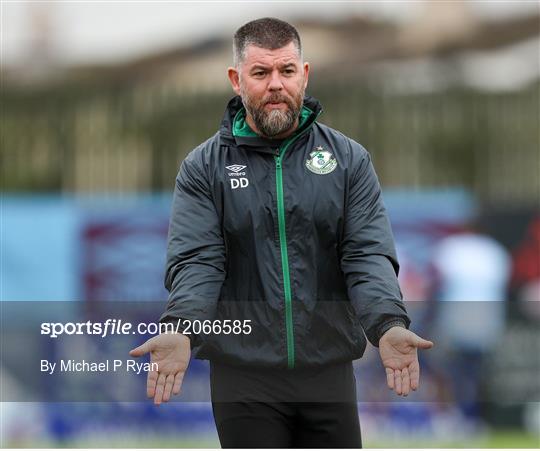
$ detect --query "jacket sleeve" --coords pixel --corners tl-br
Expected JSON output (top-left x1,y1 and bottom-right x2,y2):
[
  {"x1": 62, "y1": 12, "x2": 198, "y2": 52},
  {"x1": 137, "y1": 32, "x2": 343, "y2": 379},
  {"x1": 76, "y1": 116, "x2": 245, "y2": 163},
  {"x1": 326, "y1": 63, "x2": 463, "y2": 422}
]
[
  {"x1": 159, "y1": 149, "x2": 226, "y2": 330},
  {"x1": 340, "y1": 143, "x2": 410, "y2": 347}
]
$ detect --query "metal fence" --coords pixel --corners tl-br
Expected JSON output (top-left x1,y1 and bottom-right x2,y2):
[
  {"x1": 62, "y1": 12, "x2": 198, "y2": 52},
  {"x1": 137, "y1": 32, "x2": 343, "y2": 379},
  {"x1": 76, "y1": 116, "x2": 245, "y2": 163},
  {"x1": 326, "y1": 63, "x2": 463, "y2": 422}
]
[{"x1": 2, "y1": 79, "x2": 539, "y2": 205}]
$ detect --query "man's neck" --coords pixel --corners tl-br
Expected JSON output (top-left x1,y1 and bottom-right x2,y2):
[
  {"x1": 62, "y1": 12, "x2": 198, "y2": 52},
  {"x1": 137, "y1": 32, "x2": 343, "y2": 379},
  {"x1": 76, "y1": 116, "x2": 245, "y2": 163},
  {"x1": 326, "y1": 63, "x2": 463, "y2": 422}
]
[{"x1": 245, "y1": 113, "x2": 299, "y2": 140}]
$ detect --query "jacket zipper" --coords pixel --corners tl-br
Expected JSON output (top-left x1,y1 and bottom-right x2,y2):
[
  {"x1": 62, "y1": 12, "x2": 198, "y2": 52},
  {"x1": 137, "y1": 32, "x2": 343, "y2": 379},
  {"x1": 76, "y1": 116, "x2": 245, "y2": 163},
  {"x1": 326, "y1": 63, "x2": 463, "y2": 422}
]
[
  {"x1": 231, "y1": 105, "x2": 320, "y2": 368},
  {"x1": 274, "y1": 129, "x2": 312, "y2": 369},
  {"x1": 274, "y1": 153, "x2": 295, "y2": 369}
]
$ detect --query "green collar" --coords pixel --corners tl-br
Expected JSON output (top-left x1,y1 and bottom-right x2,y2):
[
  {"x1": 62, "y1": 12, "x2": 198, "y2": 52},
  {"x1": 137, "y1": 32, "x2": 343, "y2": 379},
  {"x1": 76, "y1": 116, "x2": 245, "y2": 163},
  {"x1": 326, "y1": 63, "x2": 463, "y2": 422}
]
[{"x1": 233, "y1": 105, "x2": 314, "y2": 138}]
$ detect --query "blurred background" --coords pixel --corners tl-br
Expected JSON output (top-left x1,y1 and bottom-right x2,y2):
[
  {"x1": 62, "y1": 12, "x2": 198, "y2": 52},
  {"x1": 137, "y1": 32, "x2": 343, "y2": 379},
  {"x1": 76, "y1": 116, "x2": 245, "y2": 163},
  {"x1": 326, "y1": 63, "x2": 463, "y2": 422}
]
[{"x1": 1, "y1": 0, "x2": 539, "y2": 448}]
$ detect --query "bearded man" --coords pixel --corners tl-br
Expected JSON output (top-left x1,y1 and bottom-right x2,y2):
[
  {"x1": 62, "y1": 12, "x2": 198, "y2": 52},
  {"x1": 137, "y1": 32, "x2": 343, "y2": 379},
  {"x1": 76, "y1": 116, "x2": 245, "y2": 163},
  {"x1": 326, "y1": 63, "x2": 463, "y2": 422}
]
[{"x1": 130, "y1": 17, "x2": 433, "y2": 448}]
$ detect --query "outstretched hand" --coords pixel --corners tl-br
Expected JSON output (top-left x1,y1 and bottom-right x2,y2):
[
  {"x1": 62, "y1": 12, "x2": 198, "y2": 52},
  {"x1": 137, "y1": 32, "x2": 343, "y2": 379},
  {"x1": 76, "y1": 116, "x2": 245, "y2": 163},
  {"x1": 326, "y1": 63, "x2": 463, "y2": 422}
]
[
  {"x1": 129, "y1": 333, "x2": 191, "y2": 405},
  {"x1": 378, "y1": 326, "x2": 433, "y2": 397}
]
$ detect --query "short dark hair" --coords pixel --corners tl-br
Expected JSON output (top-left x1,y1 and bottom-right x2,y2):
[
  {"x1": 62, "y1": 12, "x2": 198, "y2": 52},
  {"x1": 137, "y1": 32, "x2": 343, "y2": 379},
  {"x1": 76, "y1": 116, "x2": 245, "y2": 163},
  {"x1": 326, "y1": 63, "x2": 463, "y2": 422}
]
[{"x1": 233, "y1": 17, "x2": 302, "y2": 67}]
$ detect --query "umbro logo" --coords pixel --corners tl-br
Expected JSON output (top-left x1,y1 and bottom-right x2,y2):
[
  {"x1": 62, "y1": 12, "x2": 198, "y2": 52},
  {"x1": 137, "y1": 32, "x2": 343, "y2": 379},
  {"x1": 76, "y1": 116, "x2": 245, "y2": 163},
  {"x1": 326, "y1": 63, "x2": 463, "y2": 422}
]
[
  {"x1": 226, "y1": 163, "x2": 249, "y2": 189},
  {"x1": 225, "y1": 164, "x2": 246, "y2": 173}
]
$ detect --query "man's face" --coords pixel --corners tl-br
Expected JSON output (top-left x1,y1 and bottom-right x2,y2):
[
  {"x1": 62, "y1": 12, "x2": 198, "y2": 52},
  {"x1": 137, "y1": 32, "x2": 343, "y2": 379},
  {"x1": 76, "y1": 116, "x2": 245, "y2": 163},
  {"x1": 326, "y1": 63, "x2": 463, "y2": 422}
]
[{"x1": 228, "y1": 42, "x2": 310, "y2": 139}]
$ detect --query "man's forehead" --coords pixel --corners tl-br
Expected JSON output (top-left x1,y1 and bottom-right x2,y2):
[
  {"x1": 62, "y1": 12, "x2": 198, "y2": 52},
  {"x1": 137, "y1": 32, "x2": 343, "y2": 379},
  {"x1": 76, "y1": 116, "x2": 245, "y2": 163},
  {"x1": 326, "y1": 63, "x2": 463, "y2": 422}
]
[{"x1": 242, "y1": 42, "x2": 301, "y2": 67}]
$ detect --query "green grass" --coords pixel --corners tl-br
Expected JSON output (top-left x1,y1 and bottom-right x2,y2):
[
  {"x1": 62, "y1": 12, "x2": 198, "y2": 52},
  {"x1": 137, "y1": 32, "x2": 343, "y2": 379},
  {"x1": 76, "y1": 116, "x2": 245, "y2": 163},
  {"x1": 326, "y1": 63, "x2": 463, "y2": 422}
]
[
  {"x1": 365, "y1": 431, "x2": 540, "y2": 449},
  {"x1": 5, "y1": 430, "x2": 539, "y2": 449},
  {"x1": 4, "y1": 437, "x2": 220, "y2": 449}
]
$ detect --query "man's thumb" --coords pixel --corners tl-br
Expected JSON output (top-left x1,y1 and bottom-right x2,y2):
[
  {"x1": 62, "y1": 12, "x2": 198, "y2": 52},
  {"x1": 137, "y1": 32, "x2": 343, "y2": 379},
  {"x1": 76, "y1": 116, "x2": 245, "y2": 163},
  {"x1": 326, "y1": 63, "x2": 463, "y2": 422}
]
[
  {"x1": 413, "y1": 334, "x2": 434, "y2": 350},
  {"x1": 129, "y1": 341, "x2": 151, "y2": 357}
]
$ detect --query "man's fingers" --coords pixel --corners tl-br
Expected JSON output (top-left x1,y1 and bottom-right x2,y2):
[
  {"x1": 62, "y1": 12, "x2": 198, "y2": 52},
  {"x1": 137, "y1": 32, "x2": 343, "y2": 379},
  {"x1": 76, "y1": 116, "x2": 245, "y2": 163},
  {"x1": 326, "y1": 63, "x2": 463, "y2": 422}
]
[
  {"x1": 162, "y1": 374, "x2": 175, "y2": 402},
  {"x1": 414, "y1": 335, "x2": 434, "y2": 349},
  {"x1": 401, "y1": 367, "x2": 410, "y2": 396},
  {"x1": 409, "y1": 363, "x2": 420, "y2": 391},
  {"x1": 154, "y1": 372, "x2": 167, "y2": 405},
  {"x1": 172, "y1": 372, "x2": 184, "y2": 395},
  {"x1": 394, "y1": 369, "x2": 402, "y2": 395},
  {"x1": 129, "y1": 341, "x2": 151, "y2": 357},
  {"x1": 146, "y1": 370, "x2": 158, "y2": 398},
  {"x1": 385, "y1": 368, "x2": 394, "y2": 390}
]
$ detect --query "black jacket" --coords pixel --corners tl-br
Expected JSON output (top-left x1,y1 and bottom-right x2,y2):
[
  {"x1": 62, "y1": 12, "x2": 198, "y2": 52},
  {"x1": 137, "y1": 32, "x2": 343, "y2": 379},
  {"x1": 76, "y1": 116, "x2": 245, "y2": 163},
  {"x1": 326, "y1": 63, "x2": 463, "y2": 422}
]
[{"x1": 160, "y1": 95, "x2": 410, "y2": 369}]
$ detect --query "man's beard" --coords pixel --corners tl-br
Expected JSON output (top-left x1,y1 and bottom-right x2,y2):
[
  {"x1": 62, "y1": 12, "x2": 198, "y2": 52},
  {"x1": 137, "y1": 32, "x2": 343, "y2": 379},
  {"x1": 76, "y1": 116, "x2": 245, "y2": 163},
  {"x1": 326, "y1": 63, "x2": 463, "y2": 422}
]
[{"x1": 240, "y1": 84, "x2": 305, "y2": 138}]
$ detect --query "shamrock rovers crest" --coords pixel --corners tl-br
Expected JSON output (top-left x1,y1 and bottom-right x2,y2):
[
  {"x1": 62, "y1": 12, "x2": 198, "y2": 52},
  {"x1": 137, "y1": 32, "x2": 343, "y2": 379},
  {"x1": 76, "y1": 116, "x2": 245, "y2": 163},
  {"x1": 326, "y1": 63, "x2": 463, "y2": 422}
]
[{"x1": 306, "y1": 146, "x2": 337, "y2": 175}]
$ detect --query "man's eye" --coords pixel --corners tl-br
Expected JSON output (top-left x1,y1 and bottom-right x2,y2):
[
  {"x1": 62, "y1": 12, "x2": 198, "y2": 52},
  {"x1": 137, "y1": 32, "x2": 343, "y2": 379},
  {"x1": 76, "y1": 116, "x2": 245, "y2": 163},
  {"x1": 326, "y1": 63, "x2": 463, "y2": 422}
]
[{"x1": 253, "y1": 72, "x2": 265, "y2": 77}]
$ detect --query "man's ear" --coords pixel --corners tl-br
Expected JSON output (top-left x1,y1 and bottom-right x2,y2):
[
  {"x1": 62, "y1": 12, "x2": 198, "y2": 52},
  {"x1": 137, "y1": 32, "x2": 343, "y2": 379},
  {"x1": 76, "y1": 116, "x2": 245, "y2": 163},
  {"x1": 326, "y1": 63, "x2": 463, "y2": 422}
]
[
  {"x1": 303, "y1": 62, "x2": 310, "y2": 89},
  {"x1": 228, "y1": 67, "x2": 241, "y2": 95}
]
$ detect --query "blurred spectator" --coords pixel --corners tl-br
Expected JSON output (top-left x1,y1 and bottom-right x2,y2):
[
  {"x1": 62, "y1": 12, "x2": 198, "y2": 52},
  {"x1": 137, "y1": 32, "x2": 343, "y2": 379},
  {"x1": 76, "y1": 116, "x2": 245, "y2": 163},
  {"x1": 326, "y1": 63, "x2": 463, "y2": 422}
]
[
  {"x1": 511, "y1": 216, "x2": 540, "y2": 320},
  {"x1": 432, "y1": 227, "x2": 511, "y2": 351},
  {"x1": 430, "y1": 224, "x2": 511, "y2": 414},
  {"x1": 0, "y1": 369, "x2": 47, "y2": 447}
]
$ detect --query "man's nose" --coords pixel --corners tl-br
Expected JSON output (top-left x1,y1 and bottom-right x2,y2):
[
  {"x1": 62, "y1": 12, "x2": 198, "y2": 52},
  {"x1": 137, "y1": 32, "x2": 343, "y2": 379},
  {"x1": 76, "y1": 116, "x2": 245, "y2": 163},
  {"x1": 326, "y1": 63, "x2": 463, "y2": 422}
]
[{"x1": 267, "y1": 70, "x2": 284, "y2": 91}]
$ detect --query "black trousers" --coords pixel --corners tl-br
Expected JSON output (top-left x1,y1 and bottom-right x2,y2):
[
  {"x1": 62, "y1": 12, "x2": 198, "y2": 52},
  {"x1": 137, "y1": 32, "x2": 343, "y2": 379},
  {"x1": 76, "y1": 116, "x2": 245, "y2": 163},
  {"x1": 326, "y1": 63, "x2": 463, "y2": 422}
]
[{"x1": 210, "y1": 360, "x2": 362, "y2": 448}]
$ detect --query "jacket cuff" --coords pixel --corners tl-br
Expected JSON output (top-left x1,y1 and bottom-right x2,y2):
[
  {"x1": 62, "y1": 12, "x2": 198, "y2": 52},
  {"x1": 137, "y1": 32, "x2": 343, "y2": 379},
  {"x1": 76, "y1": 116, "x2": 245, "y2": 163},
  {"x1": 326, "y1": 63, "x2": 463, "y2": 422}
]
[{"x1": 376, "y1": 319, "x2": 408, "y2": 346}]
